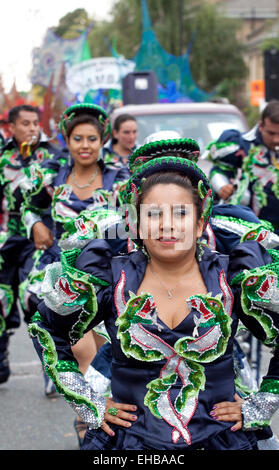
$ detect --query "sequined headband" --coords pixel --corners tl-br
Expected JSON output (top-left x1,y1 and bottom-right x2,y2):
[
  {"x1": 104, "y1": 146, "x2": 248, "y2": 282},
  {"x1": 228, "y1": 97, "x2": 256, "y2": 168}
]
[
  {"x1": 58, "y1": 103, "x2": 111, "y2": 143},
  {"x1": 128, "y1": 138, "x2": 200, "y2": 173}
]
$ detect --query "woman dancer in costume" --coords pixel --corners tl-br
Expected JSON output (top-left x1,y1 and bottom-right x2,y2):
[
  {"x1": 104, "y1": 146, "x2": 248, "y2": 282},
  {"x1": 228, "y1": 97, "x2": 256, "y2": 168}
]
[
  {"x1": 29, "y1": 136, "x2": 279, "y2": 450},
  {"x1": 92, "y1": 131, "x2": 279, "y2": 419},
  {"x1": 19, "y1": 103, "x2": 129, "y2": 442}
]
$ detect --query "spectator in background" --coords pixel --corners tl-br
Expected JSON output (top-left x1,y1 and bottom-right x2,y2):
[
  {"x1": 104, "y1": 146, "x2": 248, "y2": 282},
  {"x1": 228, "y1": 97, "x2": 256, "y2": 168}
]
[
  {"x1": 0, "y1": 104, "x2": 64, "y2": 386},
  {"x1": 206, "y1": 100, "x2": 279, "y2": 233},
  {"x1": 103, "y1": 113, "x2": 138, "y2": 167}
]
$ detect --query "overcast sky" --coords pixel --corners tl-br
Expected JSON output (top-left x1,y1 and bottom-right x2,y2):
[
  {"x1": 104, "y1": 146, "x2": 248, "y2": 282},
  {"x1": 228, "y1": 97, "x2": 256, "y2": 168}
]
[{"x1": 1, "y1": 1, "x2": 115, "y2": 92}]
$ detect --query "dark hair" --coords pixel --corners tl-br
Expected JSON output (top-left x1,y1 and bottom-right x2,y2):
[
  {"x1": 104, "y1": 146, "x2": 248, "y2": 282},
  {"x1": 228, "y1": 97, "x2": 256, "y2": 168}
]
[
  {"x1": 8, "y1": 105, "x2": 40, "y2": 123},
  {"x1": 113, "y1": 113, "x2": 137, "y2": 131},
  {"x1": 261, "y1": 101, "x2": 279, "y2": 124},
  {"x1": 65, "y1": 114, "x2": 104, "y2": 140},
  {"x1": 112, "y1": 114, "x2": 137, "y2": 144},
  {"x1": 135, "y1": 171, "x2": 203, "y2": 245}
]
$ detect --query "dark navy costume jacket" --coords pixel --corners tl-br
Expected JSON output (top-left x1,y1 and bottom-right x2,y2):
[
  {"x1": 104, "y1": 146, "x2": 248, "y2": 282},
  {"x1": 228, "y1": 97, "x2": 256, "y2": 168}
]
[{"x1": 33, "y1": 238, "x2": 279, "y2": 450}]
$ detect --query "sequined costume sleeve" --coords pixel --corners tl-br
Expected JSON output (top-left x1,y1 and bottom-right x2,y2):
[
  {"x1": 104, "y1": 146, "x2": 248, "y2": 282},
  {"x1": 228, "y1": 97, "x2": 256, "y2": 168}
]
[
  {"x1": 206, "y1": 129, "x2": 245, "y2": 196},
  {"x1": 204, "y1": 203, "x2": 279, "y2": 254},
  {"x1": 20, "y1": 154, "x2": 67, "y2": 238},
  {"x1": 229, "y1": 241, "x2": 279, "y2": 430},
  {"x1": 28, "y1": 239, "x2": 114, "y2": 428}
]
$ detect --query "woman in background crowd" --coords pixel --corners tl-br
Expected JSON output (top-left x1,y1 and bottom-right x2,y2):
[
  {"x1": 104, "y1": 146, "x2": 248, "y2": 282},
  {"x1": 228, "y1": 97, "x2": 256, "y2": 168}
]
[
  {"x1": 19, "y1": 103, "x2": 129, "y2": 444},
  {"x1": 103, "y1": 113, "x2": 138, "y2": 167}
]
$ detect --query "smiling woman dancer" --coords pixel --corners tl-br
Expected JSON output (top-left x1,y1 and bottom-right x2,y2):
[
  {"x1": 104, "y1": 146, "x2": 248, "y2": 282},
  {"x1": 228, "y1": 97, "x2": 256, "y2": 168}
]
[
  {"x1": 28, "y1": 136, "x2": 279, "y2": 450},
  {"x1": 19, "y1": 103, "x2": 129, "y2": 444}
]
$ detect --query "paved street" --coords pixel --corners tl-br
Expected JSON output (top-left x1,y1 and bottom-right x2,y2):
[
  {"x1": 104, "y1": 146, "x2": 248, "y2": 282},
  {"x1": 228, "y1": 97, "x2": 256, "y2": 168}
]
[{"x1": 0, "y1": 322, "x2": 78, "y2": 451}]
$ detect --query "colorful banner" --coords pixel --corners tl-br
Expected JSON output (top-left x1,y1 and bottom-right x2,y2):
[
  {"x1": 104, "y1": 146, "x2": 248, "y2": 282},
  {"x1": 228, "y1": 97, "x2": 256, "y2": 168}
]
[
  {"x1": 30, "y1": 28, "x2": 89, "y2": 89},
  {"x1": 66, "y1": 57, "x2": 135, "y2": 100}
]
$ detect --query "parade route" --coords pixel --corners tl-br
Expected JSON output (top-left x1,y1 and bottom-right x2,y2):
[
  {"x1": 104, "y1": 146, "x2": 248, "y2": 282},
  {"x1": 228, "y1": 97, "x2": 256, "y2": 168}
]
[{"x1": 0, "y1": 321, "x2": 78, "y2": 450}]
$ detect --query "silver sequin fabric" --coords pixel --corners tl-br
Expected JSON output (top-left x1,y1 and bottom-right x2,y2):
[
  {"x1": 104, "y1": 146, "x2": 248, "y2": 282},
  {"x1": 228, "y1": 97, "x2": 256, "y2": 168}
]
[
  {"x1": 242, "y1": 392, "x2": 279, "y2": 430},
  {"x1": 41, "y1": 263, "x2": 82, "y2": 315},
  {"x1": 59, "y1": 371, "x2": 106, "y2": 428}
]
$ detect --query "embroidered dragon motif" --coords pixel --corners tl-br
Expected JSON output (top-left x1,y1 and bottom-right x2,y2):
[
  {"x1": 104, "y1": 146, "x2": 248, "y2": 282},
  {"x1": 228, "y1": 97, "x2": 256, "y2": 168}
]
[
  {"x1": 59, "y1": 207, "x2": 122, "y2": 251},
  {"x1": 239, "y1": 268, "x2": 279, "y2": 346},
  {"x1": 41, "y1": 249, "x2": 109, "y2": 344},
  {"x1": 115, "y1": 269, "x2": 233, "y2": 445}
]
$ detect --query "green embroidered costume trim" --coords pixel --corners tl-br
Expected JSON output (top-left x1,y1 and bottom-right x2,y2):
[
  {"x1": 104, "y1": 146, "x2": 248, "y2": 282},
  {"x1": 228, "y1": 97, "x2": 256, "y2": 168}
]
[
  {"x1": 174, "y1": 293, "x2": 232, "y2": 362},
  {"x1": 60, "y1": 207, "x2": 120, "y2": 246},
  {"x1": 145, "y1": 360, "x2": 205, "y2": 417},
  {"x1": 230, "y1": 261, "x2": 279, "y2": 285},
  {"x1": 0, "y1": 284, "x2": 14, "y2": 335},
  {"x1": 212, "y1": 214, "x2": 274, "y2": 232},
  {"x1": 145, "y1": 373, "x2": 177, "y2": 418},
  {"x1": 206, "y1": 140, "x2": 239, "y2": 152},
  {"x1": 56, "y1": 360, "x2": 81, "y2": 374},
  {"x1": 31, "y1": 311, "x2": 43, "y2": 323},
  {"x1": 129, "y1": 138, "x2": 200, "y2": 171},
  {"x1": 0, "y1": 150, "x2": 22, "y2": 182},
  {"x1": 116, "y1": 292, "x2": 164, "y2": 361},
  {"x1": 210, "y1": 164, "x2": 237, "y2": 177},
  {"x1": 60, "y1": 249, "x2": 109, "y2": 288},
  {"x1": 229, "y1": 173, "x2": 250, "y2": 205},
  {"x1": 231, "y1": 266, "x2": 279, "y2": 345},
  {"x1": 211, "y1": 214, "x2": 279, "y2": 248},
  {"x1": 252, "y1": 180, "x2": 267, "y2": 208},
  {"x1": 21, "y1": 166, "x2": 57, "y2": 236},
  {"x1": 0, "y1": 316, "x2": 5, "y2": 337},
  {"x1": 234, "y1": 377, "x2": 256, "y2": 399},
  {"x1": 241, "y1": 146, "x2": 279, "y2": 210},
  {"x1": 114, "y1": 276, "x2": 233, "y2": 444},
  {"x1": 259, "y1": 378, "x2": 279, "y2": 394},
  {"x1": 28, "y1": 319, "x2": 101, "y2": 417},
  {"x1": 59, "y1": 249, "x2": 109, "y2": 344},
  {"x1": 268, "y1": 249, "x2": 279, "y2": 263}
]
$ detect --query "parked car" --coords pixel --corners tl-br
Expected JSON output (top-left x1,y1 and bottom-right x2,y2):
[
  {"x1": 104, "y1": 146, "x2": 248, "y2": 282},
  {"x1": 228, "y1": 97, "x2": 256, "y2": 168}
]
[{"x1": 110, "y1": 102, "x2": 248, "y2": 153}]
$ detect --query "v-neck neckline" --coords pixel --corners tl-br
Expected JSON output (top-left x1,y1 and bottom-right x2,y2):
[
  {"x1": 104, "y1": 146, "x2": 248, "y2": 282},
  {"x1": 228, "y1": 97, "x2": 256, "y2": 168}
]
[
  {"x1": 132, "y1": 251, "x2": 211, "y2": 332},
  {"x1": 155, "y1": 307, "x2": 195, "y2": 332}
]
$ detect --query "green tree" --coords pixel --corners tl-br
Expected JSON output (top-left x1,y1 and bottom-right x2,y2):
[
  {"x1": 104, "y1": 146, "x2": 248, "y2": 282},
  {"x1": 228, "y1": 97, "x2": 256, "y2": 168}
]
[
  {"x1": 52, "y1": 8, "x2": 91, "y2": 38},
  {"x1": 46, "y1": 1, "x2": 248, "y2": 103},
  {"x1": 188, "y1": 3, "x2": 247, "y2": 97},
  {"x1": 97, "y1": 0, "x2": 247, "y2": 100}
]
